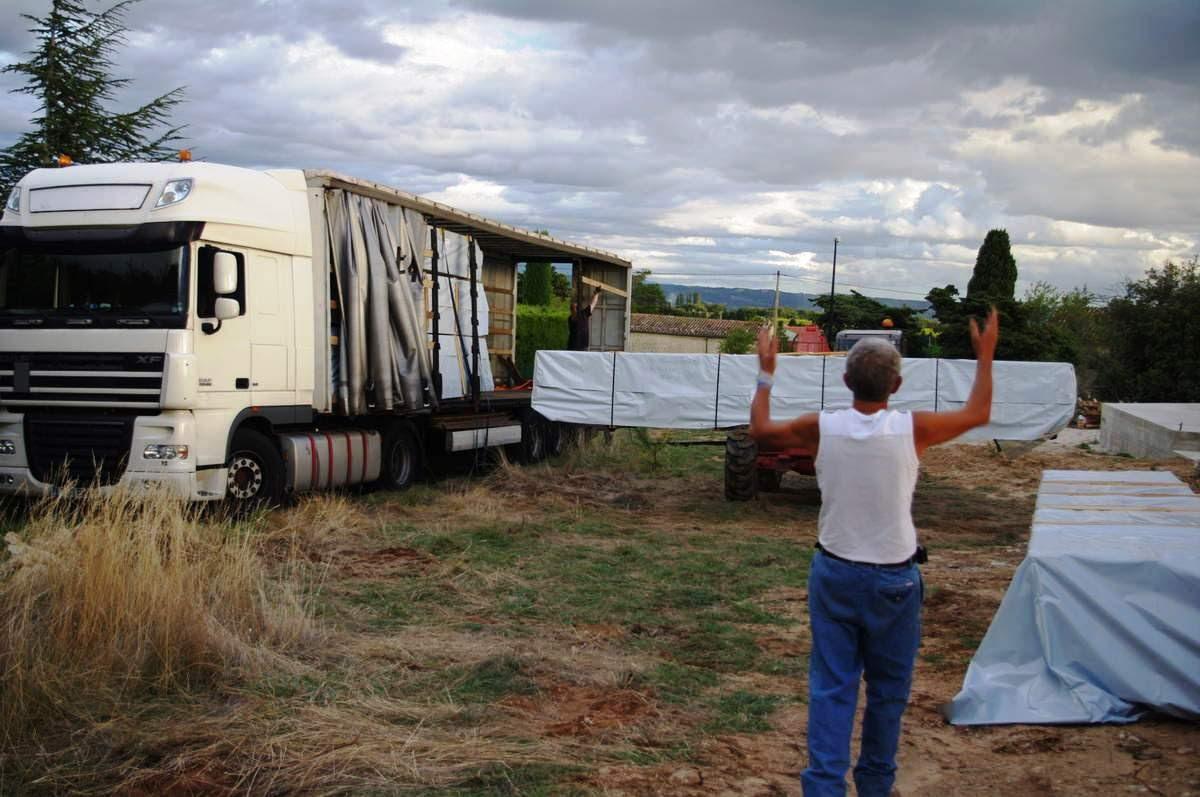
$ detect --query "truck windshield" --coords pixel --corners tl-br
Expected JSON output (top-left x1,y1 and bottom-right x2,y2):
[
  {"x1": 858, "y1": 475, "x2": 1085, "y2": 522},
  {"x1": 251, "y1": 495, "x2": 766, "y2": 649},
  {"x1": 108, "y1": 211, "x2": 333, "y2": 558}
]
[{"x1": 0, "y1": 246, "x2": 188, "y2": 327}]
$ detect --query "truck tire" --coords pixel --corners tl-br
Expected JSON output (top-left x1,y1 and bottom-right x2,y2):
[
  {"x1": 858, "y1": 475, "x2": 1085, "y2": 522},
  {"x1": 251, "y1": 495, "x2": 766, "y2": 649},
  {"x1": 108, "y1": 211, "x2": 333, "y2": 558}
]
[
  {"x1": 381, "y1": 422, "x2": 421, "y2": 491},
  {"x1": 226, "y1": 428, "x2": 284, "y2": 512},
  {"x1": 725, "y1": 430, "x2": 758, "y2": 501},
  {"x1": 757, "y1": 468, "x2": 783, "y2": 492}
]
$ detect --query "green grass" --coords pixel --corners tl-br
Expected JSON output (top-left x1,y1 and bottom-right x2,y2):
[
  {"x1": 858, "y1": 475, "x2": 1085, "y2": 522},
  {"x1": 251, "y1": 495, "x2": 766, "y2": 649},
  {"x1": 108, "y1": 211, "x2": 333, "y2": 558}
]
[
  {"x1": 414, "y1": 763, "x2": 586, "y2": 797},
  {"x1": 704, "y1": 691, "x2": 786, "y2": 734},
  {"x1": 446, "y1": 656, "x2": 539, "y2": 703},
  {"x1": 646, "y1": 662, "x2": 720, "y2": 704}
]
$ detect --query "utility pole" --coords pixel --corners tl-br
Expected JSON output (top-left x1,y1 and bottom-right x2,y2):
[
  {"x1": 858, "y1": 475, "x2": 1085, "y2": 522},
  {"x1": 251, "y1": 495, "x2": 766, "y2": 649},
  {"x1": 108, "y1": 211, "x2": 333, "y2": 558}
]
[
  {"x1": 827, "y1": 237, "x2": 840, "y2": 346},
  {"x1": 772, "y1": 270, "x2": 781, "y2": 335}
]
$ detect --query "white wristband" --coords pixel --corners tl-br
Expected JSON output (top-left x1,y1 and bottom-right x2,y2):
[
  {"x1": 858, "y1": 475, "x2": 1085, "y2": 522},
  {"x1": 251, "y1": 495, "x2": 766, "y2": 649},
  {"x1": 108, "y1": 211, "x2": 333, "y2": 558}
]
[{"x1": 757, "y1": 370, "x2": 774, "y2": 389}]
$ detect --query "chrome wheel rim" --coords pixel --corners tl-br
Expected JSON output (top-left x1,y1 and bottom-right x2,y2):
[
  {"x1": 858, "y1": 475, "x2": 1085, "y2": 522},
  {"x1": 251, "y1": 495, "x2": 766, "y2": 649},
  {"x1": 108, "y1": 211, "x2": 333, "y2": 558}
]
[{"x1": 227, "y1": 454, "x2": 263, "y2": 499}]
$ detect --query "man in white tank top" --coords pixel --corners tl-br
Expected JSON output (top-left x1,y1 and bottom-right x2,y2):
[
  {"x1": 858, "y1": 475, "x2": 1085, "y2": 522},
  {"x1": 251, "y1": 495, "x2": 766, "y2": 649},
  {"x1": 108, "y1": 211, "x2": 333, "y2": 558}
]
[{"x1": 750, "y1": 309, "x2": 999, "y2": 797}]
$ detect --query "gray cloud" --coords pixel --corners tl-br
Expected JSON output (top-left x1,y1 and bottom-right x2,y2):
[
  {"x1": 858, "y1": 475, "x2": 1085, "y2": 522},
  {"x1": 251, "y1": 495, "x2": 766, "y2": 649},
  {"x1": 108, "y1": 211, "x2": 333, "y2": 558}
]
[{"x1": 0, "y1": 0, "x2": 1196, "y2": 299}]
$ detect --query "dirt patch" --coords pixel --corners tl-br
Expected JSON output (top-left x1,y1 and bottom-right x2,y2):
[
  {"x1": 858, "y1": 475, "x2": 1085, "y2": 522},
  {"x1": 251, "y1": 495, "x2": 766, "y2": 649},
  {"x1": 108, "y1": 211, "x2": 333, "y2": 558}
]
[
  {"x1": 992, "y1": 729, "x2": 1079, "y2": 755},
  {"x1": 339, "y1": 545, "x2": 431, "y2": 578},
  {"x1": 520, "y1": 684, "x2": 658, "y2": 738}
]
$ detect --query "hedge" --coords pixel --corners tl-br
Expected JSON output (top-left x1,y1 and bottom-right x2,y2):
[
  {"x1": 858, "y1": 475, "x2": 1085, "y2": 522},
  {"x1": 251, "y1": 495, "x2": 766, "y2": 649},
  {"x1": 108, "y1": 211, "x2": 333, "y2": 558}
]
[{"x1": 515, "y1": 304, "x2": 569, "y2": 378}]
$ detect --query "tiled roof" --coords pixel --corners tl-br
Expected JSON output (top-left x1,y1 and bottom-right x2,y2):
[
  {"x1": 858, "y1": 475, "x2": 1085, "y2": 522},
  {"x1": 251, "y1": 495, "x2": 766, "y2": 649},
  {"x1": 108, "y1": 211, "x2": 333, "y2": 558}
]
[{"x1": 631, "y1": 313, "x2": 760, "y2": 338}]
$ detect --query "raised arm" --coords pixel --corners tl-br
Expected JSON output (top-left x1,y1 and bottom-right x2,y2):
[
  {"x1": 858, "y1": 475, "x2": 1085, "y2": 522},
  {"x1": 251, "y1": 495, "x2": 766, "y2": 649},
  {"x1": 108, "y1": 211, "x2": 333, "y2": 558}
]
[
  {"x1": 749, "y1": 327, "x2": 820, "y2": 451},
  {"x1": 913, "y1": 306, "x2": 999, "y2": 455},
  {"x1": 588, "y1": 287, "x2": 602, "y2": 312}
]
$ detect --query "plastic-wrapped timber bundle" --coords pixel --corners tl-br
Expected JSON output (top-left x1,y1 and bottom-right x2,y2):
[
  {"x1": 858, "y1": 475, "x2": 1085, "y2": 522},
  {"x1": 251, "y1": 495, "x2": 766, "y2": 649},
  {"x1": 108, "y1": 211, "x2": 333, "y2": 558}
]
[{"x1": 325, "y1": 190, "x2": 433, "y2": 414}]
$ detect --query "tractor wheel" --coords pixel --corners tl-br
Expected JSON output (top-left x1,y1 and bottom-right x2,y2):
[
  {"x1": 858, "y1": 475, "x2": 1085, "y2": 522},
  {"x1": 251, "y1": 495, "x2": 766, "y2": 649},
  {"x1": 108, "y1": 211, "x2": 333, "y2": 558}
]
[
  {"x1": 725, "y1": 430, "x2": 758, "y2": 501},
  {"x1": 757, "y1": 468, "x2": 784, "y2": 492}
]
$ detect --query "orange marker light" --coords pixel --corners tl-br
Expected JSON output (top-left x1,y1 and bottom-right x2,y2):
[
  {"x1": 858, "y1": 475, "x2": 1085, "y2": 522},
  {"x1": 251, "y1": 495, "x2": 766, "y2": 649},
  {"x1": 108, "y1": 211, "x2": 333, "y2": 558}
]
[
  {"x1": 179, "y1": 149, "x2": 192, "y2": 162},
  {"x1": 56, "y1": 154, "x2": 73, "y2": 167},
  {"x1": 882, "y1": 318, "x2": 894, "y2": 328}
]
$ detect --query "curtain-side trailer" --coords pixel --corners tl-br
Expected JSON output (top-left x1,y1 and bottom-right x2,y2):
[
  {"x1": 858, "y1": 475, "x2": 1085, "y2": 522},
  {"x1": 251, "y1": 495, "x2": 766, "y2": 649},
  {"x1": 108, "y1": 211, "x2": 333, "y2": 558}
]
[{"x1": 0, "y1": 161, "x2": 632, "y2": 509}]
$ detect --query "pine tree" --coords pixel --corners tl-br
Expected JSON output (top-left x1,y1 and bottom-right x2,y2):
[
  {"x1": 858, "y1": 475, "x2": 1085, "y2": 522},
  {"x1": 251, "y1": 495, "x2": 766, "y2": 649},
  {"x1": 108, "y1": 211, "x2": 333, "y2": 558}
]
[
  {"x1": 0, "y1": 0, "x2": 186, "y2": 197},
  {"x1": 966, "y1": 229, "x2": 1018, "y2": 300}
]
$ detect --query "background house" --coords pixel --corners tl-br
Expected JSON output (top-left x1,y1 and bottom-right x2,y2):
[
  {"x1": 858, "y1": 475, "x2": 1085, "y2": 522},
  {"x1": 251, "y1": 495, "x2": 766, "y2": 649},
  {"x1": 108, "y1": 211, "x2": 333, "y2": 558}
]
[
  {"x1": 631, "y1": 314, "x2": 833, "y2": 354},
  {"x1": 630, "y1": 314, "x2": 759, "y2": 353}
]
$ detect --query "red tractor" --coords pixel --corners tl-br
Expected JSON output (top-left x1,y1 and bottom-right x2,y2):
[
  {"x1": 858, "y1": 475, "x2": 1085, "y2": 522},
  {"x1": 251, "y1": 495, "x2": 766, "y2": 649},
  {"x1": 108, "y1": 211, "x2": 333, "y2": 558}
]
[{"x1": 724, "y1": 428, "x2": 815, "y2": 500}]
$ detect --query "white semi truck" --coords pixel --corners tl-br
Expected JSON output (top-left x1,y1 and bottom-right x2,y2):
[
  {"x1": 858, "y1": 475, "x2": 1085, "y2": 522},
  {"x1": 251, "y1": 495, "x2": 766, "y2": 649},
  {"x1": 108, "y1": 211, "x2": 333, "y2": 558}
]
[{"x1": 0, "y1": 160, "x2": 632, "y2": 508}]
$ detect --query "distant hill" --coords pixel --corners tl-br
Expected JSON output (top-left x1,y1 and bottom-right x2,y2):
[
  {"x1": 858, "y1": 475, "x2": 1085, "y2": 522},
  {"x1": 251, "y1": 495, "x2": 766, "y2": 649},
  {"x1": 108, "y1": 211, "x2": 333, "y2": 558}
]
[{"x1": 653, "y1": 282, "x2": 930, "y2": 312}]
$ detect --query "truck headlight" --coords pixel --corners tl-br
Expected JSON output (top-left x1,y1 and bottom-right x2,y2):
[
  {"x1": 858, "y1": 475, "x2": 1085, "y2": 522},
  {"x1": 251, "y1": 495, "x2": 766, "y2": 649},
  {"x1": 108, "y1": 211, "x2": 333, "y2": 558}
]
[
  {"x1": 4, "y1": 186, "x2": 19, "y2": 213},
  {"x1": 143, "y1": 444, "x2": 189, "y2": 460},
  {"x1": 0, "y1": 439, "x2": 15, "y2": 455},
  {"x1": 155, "y1": 178, "x2": 192, "y2": 208}
]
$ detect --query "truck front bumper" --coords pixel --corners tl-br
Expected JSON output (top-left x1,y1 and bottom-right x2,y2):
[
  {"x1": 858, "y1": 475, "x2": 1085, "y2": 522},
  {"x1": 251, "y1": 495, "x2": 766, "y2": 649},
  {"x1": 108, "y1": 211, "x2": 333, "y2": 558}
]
[{"x1": 0, "y1": 410, "x2": 226, "y2": 502}]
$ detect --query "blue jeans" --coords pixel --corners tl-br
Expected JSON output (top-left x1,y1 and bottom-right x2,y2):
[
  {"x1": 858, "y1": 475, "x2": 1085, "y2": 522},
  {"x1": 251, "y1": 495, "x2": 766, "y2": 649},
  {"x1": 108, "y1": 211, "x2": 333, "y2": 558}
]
[{"x1": 802, "y1": 551, "x2": 923, "y2": 797}]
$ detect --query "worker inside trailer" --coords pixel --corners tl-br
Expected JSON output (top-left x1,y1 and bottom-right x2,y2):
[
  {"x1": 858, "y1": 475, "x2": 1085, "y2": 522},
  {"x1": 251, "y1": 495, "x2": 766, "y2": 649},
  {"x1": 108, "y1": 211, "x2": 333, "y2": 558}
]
[{"x1": 566, "y1": 287, "x2": 602, "y2": 351}]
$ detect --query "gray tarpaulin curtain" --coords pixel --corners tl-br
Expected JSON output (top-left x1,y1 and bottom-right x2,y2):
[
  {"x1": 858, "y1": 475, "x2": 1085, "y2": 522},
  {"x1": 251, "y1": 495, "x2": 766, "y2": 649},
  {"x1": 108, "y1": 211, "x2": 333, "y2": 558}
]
[{"x1": 326, "y1": 190, "x2": 431, "y2": 415}]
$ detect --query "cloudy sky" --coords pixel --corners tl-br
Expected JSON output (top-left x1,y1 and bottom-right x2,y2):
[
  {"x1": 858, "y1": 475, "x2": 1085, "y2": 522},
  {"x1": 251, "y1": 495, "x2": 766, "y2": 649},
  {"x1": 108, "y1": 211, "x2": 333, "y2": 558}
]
[{"x1": 1, "y1": 0, "x2": 1197, "y2": 300}]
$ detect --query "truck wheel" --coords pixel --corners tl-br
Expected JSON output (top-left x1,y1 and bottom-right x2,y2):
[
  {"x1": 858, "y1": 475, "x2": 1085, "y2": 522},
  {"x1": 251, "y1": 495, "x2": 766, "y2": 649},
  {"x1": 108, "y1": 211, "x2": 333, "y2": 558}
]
[
  {"x1": 381, "y1": 422, "x2": 421, "y2": 490},
  {"x1": 226, "y1": 428, "x2": 284, "y2": 512},
  {"x1": 725, "y1": 430, "x2": 758, "y2": 501},
  {"x1": 757, "y1": 468, "x2": 783, "y2": 492}
]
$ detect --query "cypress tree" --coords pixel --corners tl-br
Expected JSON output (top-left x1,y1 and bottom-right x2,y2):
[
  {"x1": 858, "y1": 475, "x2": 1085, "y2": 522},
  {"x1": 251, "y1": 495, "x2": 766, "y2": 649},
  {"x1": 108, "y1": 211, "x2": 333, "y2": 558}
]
[
  {"x1": 966, "y1": 229, "x2": 1018, "y2": 300},
  {"x1": 0, "y1": 0, "x2": 186, "y2": 198},
  {"x1": 522, "y1": 262, "x2": 553, "y2": 306}
]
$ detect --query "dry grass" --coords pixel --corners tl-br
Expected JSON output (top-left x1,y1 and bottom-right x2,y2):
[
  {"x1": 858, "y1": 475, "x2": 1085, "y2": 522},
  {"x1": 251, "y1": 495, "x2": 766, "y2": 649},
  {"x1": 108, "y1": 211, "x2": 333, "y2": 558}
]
[
  {"x1": 6, "y1": 439, "x2": 1192, "y2": 795},
  {"x1": 0, "y1": 488, "x2": 319, "y2": 744},
  {"x1": 0, "y1": 488, "x2": 585, "y2": 795}
]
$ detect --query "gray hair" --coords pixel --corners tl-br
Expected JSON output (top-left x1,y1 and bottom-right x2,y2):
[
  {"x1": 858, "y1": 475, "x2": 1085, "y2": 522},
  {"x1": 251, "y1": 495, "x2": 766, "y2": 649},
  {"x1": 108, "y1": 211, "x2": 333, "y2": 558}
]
[{"x1": 844, "y1": 338, "x2": 901, "y2": 402}]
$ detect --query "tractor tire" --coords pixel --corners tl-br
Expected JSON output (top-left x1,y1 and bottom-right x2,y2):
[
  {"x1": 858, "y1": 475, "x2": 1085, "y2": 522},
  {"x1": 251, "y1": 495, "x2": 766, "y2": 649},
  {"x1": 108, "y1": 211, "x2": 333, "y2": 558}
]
[
  {"x1": 380, "y1": 422, "x2": 422, "y2": 491},
  {"x1": 226, "y1": 427, "x2": 285, "y2": 513},
  {"x1": 725, "y1": 430, "x2": 758, "y2": 501},
  {"x1": 757, "y1": 468, "x2": 784, "y2": 492}
]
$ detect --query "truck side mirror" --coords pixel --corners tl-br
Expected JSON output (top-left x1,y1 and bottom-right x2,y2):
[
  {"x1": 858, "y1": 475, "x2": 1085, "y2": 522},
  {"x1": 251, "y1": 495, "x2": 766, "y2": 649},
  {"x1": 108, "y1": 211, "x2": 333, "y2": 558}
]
[
  {"x1": 214, "y1": 297, "x2": 240, "y2": 321},
  {"x1": 213, "y1": 252, "x2": 238, "y2": 295}
]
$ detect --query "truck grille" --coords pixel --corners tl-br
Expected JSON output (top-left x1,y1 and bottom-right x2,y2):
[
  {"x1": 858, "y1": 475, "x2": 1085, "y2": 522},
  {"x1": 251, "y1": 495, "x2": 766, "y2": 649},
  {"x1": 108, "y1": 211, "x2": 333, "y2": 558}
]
[
  {"x1": 0, "y1": 351, "x2": 163, "y2": 408},
  {"x1": 25, "y1": 414, "x2": 136, "y2": 487}
]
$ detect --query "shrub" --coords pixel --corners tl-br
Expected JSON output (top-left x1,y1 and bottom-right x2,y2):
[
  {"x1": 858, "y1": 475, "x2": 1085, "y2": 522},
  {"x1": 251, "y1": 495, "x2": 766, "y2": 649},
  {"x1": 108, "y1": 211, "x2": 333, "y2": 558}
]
[
  {"x1": 515, "y1": 303, "x2": 568, "y2": 378},
  {"x1": 720, "y1": 327, "x2": 755, "y2": 354}
]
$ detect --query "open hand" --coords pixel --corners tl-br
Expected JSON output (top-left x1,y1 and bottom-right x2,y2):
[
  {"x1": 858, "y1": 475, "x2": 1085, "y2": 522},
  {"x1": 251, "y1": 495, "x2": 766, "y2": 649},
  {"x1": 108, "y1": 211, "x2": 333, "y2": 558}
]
[
  {"x1": 969, "y1": 306, "x2": 1000, "y2": 361},
  {"x1": 757, "y1": 326, "x2": 778, "y2": 374}
]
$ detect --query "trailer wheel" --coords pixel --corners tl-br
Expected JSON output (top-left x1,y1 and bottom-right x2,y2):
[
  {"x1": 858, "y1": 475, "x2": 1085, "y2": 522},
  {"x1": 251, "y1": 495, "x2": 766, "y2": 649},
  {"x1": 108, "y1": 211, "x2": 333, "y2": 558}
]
[
  {"x1": 725, "y1": 430, "x2": 758, "y2": 501},
  {"x1": 226, "y1": 428, "x2": 284, "y2": 512},
  {"x1": 381, "y1": 422, "x2": 421, "y2": 491},
  {"x1": 757, "y1": 468, "x2": 783, "y2": 493},
  {"x1": 521, "y1": 415, "x2": 547, "y2": 463},
  {"x1": 544, "y1": 421, "x2": 565, "y2": 458}
]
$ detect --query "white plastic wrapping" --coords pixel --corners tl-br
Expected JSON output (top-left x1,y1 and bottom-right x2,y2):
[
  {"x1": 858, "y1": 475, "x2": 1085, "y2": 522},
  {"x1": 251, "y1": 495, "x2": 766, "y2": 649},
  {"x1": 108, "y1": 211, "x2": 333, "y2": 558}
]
[
  {"x1": 533, "y1": 351, "x2": 1076, "y2": 440},
  {"x1": 423, "y1": 230, "x2": 494, "y2": 397},
  {"x1": 946, "y1": 469, "x2": 1200, "y2": 725}
]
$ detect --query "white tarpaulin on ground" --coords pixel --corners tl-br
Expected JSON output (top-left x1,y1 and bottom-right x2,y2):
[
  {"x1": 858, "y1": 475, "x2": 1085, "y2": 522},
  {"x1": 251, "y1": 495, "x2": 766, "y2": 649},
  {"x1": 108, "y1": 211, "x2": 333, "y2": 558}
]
[
  {"x1": 945, "y1": 469, "x2": 1200, "y2": 725},
  {"x1": 532, "y1": 351, "x2": 1075, "y2": 440}
]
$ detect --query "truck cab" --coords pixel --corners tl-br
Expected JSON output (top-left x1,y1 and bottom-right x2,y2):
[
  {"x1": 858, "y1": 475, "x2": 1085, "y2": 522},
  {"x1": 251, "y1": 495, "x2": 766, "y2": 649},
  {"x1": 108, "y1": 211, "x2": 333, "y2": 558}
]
[{"x1": 0, "y1": 161, "x2": 631, "y2": 505}]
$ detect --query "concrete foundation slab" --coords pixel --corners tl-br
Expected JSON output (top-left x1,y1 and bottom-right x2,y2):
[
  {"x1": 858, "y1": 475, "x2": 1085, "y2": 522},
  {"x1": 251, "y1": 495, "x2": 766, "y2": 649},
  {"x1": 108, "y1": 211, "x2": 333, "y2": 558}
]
[{"x1": 1099, "y1": 403, "x2": 1200, "y2": 459}]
